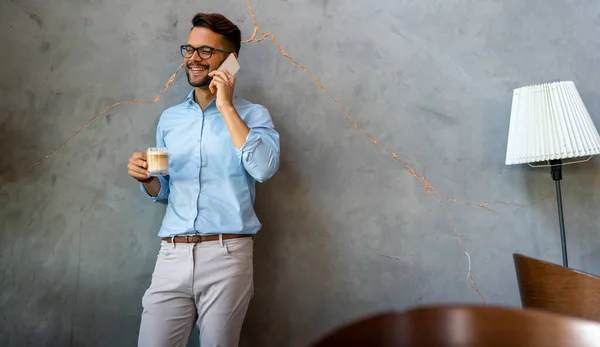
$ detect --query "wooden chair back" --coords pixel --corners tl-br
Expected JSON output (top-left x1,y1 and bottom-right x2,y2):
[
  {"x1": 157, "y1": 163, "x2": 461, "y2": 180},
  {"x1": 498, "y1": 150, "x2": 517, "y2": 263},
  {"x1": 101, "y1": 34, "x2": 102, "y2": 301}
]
[
  {"x1": 310, "y1": 305, "x2": 600, "y2": 347},
  {"x1": 513, "y1": 253, "x2": 600, "y2": 322}
]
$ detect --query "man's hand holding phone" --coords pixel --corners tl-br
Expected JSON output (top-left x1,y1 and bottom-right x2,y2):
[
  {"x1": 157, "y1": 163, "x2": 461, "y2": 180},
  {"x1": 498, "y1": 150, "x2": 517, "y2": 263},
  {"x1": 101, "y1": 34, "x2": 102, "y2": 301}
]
[
  {"x1": 209, "y1": 69, "x2": 235, "y2": 111},
  {"x1": 209, "y1": 53, "x2": 240, "y2": 111}
]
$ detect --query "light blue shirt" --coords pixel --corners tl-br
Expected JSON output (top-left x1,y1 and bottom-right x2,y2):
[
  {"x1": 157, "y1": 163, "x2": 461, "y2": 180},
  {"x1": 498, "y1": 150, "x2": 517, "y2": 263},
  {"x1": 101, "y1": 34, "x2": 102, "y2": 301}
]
[{"x1": 140, "y1": 90, "x2": 280, "y2": 237}]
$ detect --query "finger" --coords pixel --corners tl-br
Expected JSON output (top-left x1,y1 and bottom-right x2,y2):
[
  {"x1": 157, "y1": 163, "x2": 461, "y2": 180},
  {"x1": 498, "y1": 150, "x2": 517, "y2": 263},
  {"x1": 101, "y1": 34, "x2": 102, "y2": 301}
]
[
  {"x1": 216, "y1": 69, "x2": 231, "y2": 80},
  {"x1": 128, "y1": 162, "x2": 148, "y2": 174},
  {"x1": 129, "y1": 170, "x2": 149, "y2": 180},
  {"x1": 211, "y1": 75, "x2": 229, "y2": 85},
  {"x1": 129, "y1": 157, "x2": 147, "y2": 169},
  {"x1": 211, "y1": 80, "x2": 229, "y2": 92},
  {"x1": 224, "y1": 73, "x2": 234, "y2": 85},
  {"x1": 132, "y1": 151, "x2": 146, "y2": 160},
  {"x1": 211, "y1": 70, "x2": 233, "y2": 84},
  {"x1": 128, "y1": 166, "x2": 149, "y2": 179},
  {"x1": 209, "y1": 70, "x2": 226, "y2": 78},
  {"x1": 210, "y1": 79, "x2": 230, "y2": 94}
]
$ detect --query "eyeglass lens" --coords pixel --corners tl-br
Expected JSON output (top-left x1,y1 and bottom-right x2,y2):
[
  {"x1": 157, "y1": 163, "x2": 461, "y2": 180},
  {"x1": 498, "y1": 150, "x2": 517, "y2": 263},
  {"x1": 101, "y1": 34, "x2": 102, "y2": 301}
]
[{"x1": 181, "y1": 46, "x2": 213, "y2": 59}]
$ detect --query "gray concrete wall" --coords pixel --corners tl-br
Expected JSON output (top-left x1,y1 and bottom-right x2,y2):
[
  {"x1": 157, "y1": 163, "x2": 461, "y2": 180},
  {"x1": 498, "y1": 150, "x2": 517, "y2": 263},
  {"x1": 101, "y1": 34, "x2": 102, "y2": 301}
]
[{"x1": 2, "y1": 0, "x2": 600, "y2": 346}]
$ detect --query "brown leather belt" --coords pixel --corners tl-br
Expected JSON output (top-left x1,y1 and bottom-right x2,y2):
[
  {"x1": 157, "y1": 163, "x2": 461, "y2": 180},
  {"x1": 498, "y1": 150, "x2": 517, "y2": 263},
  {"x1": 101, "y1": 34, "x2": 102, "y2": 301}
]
[{"x1": 162, "y1": 233, "x2": 253, "y2": 243}]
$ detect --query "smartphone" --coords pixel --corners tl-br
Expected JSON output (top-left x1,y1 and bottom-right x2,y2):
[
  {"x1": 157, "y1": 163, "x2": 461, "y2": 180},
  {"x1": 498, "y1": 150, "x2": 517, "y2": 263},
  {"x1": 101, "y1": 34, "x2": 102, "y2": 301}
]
[{"x1": 217, "y1": 53, "x2": 240, "y2": 76}]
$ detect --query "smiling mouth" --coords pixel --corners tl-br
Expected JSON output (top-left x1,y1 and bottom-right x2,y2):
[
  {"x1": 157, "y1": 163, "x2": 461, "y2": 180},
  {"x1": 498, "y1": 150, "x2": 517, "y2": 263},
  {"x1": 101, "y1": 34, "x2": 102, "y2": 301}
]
[{"x1": 189, "y1": 65, "x2": 208, "y2": 74}]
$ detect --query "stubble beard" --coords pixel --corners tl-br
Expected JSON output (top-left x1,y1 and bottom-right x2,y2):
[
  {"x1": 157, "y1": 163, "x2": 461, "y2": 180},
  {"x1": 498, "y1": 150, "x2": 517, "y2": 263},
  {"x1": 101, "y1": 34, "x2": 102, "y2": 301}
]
[{"x1": 186, "y1": 65, "x2": 212, "y2": 88}]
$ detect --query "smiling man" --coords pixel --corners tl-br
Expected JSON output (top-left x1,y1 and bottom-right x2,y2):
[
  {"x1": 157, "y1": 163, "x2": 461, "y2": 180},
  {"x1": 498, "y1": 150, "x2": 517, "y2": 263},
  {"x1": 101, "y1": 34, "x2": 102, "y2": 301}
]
[{"x1": 127, "y1": 12, "x2": 280, "y2": 347}]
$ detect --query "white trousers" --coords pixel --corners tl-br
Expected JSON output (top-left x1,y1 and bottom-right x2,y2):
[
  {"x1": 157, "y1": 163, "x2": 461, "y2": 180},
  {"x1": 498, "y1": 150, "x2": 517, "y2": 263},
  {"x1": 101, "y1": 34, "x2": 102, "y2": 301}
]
[{"x1": 138, "y1": 237, "x2": 254, "y2": 347}]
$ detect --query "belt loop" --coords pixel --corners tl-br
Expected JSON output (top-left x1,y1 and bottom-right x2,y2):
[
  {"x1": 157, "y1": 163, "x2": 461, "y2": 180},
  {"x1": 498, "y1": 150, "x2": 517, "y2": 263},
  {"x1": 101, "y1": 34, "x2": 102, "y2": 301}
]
[
  {"x1": 171, "y1": 236, "x2": 175, "y2": 249},
  {"x1": 219, "y1": 233, "x2": 223, "y2": 248}
]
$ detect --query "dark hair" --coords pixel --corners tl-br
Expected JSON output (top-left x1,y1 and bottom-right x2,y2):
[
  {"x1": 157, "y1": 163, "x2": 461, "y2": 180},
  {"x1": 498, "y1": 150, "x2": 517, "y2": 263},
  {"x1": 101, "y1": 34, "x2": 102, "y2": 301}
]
[{"x1": 191, "y1": 13, "x2": 242, "y2": 55}]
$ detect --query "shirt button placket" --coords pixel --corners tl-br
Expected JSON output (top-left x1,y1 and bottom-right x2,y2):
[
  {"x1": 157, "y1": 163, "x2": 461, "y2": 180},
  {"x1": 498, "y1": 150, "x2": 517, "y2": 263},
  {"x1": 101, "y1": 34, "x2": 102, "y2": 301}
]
[{"x1": 193, "y1": 114, "x2": 203, "y2": 230}]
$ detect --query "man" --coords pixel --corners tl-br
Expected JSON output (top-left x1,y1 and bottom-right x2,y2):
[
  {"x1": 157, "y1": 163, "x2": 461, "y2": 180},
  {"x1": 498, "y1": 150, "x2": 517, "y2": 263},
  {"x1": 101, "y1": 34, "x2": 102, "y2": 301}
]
[{"x1": 127, "y1": 12, "x2": 280, "y2": 347}]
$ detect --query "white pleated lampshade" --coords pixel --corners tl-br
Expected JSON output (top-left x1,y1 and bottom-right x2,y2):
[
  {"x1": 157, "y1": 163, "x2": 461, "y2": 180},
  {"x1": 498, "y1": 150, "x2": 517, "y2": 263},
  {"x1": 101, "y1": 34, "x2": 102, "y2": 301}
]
[{"x1": 505, "y1": 81, "x2": 600, "y2": 165}]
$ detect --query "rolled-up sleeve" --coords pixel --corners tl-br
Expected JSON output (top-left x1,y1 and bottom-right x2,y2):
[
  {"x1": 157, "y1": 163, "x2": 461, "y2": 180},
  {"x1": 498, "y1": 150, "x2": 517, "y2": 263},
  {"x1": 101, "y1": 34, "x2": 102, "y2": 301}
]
[
  {"x1": 139, "y1": 175, "x2": 169, "y2": 204},
  {"x1": 139, "y1": 120, "x2": 170, "y2": 204},
  {"x1": 235, "y1": 106, "x2": 280, "y2": 182}
]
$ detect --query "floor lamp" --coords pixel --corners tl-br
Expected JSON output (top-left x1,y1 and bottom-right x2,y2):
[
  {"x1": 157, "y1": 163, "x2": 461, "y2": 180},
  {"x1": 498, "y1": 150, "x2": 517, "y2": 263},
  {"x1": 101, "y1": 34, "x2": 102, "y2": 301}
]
[{"x1": 505, "y1": 81, "x2": 600, "y2": 268}]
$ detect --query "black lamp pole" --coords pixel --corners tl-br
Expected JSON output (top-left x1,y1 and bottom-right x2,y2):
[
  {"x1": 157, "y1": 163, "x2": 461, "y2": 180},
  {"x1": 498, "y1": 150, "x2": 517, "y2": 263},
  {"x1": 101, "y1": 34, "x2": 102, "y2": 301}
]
[{"x1": 549, "y1": 159, "x2": 568, "y2": 268}]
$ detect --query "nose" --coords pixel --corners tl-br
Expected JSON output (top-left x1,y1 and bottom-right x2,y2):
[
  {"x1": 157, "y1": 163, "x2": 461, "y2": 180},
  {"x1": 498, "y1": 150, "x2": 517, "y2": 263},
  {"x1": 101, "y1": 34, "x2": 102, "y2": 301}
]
[{"x1": 190, "y1": 50, "x2": 203, "y2": 62}]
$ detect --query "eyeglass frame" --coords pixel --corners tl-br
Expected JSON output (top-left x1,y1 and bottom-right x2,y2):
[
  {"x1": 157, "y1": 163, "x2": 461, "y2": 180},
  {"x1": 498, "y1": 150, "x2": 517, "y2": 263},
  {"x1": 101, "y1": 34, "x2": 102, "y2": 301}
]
[{"x1": 180, "y1": 44, "x2": 232, "y2": 59}]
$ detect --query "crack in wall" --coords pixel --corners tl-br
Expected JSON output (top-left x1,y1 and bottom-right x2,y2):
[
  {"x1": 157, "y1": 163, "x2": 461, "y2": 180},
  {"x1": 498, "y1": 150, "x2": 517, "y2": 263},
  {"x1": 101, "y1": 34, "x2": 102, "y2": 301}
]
[
  {"x1": 0, "y1": 64, "x2": 184, "y2": 191},
  {"x1": 0, "y1": 0, "x2": 555, "y2": 304},
  {"x1": 240, "y1": 0, "x2": 554, "y2": 303}
]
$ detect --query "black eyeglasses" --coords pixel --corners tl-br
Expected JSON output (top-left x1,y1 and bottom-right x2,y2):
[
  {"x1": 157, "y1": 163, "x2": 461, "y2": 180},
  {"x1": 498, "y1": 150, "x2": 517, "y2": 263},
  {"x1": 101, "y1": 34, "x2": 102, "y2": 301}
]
[{"x1": 180, "y1": 45, "x2": 231, "y2": 59}]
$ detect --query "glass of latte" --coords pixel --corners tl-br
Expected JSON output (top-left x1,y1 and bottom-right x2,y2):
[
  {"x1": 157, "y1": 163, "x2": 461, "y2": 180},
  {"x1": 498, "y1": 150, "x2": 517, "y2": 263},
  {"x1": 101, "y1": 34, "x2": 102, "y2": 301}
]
[{"x1": 146, "y1": 147, "x2": 169, "y2": 176}]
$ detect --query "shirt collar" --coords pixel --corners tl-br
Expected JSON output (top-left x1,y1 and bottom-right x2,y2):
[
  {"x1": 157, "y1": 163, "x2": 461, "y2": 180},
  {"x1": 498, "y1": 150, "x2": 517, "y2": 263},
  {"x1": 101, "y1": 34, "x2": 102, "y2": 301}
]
[
  {"x1": 185, "y1": 89, "x2": 213, "y2": 110},
  {"x1": 184, "y1": 89, "x2": 238, "y2": 110},
  {"x1": 185, "y1": 89, "x2": 216, "y2": 107},
  {"x1": 185, "y1": 89, "x2": 195, "y2": 105}
]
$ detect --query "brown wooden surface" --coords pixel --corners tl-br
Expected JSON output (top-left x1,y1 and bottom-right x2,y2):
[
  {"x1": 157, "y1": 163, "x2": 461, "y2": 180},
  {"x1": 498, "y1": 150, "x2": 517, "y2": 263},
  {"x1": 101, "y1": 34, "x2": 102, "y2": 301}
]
[
  {"x1": 309, "y1": 305, "x2": 600, "y2": 347},
  {"x1": 514, "y1": 253, "x2": 600, "y2": 322}
]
